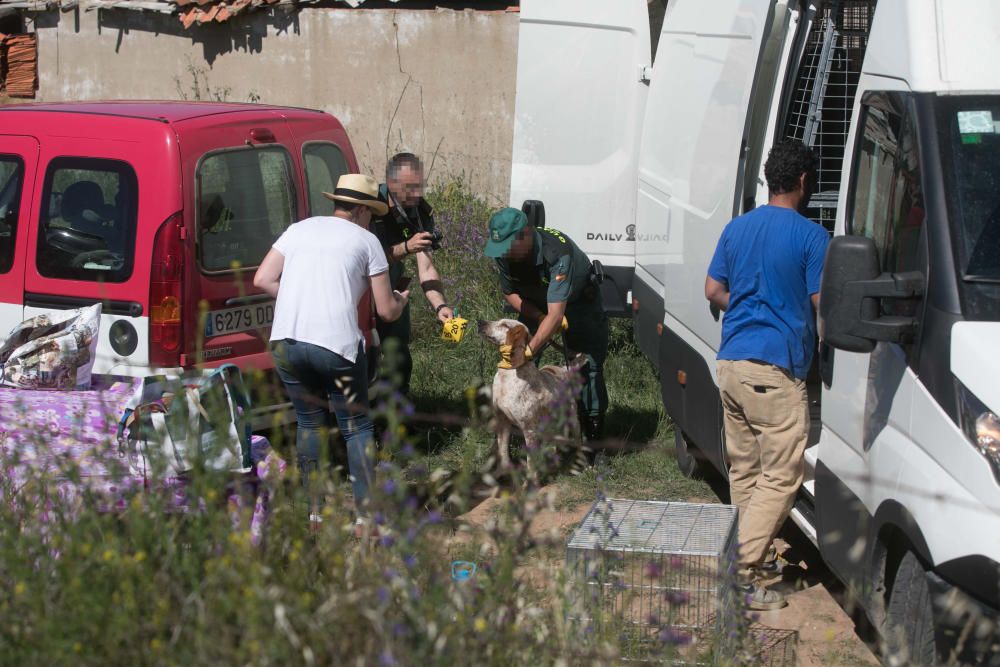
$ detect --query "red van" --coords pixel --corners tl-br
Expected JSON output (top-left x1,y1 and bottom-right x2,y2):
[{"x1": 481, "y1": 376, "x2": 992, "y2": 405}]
[{"x1": 0, "y1": 101, "x2": 374, "y2": 422}]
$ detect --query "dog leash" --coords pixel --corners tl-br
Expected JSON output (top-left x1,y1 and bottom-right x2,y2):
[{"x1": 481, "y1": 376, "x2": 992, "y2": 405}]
[{"x1": 548, "y1": 333, "x2": 573, "y2": 370}]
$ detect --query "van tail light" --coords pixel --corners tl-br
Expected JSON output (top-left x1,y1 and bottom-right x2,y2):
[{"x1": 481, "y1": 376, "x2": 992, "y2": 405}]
[{"x1": 149, "y1": 213, "x2": 184, "y2": 368}]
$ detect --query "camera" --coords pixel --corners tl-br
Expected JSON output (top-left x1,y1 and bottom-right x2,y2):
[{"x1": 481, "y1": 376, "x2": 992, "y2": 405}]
[{"x1": 416, "y1": 198, "x2": 442, "y2": 250}]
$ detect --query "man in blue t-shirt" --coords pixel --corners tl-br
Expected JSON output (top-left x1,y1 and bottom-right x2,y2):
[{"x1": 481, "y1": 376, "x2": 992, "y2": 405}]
[{"x1": 705, "y1": 140, "x2": 828, "y2": 610}]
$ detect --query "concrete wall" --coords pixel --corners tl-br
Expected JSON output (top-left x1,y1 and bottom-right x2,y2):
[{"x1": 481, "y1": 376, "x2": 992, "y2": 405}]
[{"x1": 31, "y1": 6, "x2": 518, "y2": 203}]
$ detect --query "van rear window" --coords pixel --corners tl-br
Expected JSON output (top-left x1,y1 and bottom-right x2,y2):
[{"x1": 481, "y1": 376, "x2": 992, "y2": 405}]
[
  {"x1": 197, "y1": 147, "x2": 297, "y2": 272},
  {"x1": 36, "y1": 158, "x2": 139, "y2": 283},
  {"x1": 303, "y1": 142, "x2": 349, "y2": 217},
  {"x1": 0, "y1": 156, "x2": 23, "y2": 275}
]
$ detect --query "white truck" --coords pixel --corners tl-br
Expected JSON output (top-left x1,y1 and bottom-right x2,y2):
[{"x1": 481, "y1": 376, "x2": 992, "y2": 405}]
[{"x1": 510, "y1": 0, "x2": 1000, "y2": 662}]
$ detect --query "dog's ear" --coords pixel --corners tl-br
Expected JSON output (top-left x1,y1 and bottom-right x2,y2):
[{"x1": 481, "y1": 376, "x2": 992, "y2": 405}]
[{"x1": 505, "y1": 325, "x2": 528, "y2": 349}]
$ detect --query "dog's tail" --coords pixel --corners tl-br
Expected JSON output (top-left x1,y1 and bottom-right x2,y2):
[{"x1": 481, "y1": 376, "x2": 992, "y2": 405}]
[
  {"x1": 565, "y1": 353, "x2": 589, "y2": 373},
  {"x1": 540, "y1": 353, "x2": 589, "y2": 378}
]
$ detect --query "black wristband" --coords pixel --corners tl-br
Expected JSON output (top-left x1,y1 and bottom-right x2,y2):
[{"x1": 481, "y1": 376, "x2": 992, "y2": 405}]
[
  {"x1": 435, "y1": 303, "x2": 449, "y2": 314},
  {"x1": 403, "y1": 238, "x2": 409, "y2": 254}
]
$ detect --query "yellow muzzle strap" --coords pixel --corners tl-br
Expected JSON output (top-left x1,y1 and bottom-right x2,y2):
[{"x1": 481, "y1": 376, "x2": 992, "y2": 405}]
[
  {"x1": 497, "y1": 343, "x2": 532, "y2": 369},
  {"x1": 498, "y1": 344, "x2": 516, "y2": 369}
]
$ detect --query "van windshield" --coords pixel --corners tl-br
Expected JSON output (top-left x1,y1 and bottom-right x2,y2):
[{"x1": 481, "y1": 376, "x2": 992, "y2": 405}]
[
  {"x1": 939, "y1": 96, "x2": 1000, "y2": 282},
  {"x1": 938, "y1": 95, "x2": 1000, "y2": 322}
]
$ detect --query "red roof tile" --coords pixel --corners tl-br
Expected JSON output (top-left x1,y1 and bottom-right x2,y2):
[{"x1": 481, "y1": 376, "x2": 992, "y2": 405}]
[{"x1": 1, "y1": 33, "x2": 38, "y2": 99}]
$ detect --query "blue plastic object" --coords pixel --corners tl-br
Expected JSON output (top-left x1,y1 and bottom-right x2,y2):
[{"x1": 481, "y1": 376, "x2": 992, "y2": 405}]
[{"x1": 451, "y1": 561, "x2": 476, "y2": 581}]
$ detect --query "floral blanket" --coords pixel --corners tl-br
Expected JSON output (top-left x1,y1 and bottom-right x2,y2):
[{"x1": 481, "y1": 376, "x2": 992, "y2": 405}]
[{"x1": 0, "y1": 375, "x2": 285, "y2": 544}]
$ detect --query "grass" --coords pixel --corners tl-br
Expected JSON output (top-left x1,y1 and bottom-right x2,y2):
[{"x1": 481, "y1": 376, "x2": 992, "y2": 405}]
[{"x1": 387, "y1": 180, "x2": 713, "y2": 511}]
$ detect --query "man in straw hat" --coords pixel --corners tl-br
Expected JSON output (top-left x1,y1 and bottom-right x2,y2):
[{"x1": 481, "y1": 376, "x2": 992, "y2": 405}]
[
  {"x1": 484, "y1": 207, "x2": 610, "y2": 442},
  {"x1": 370, "y1": 152, "x2": 453, "y2": 397},
  {"x1": 254, "y1": 173, "x2": 409, "y2": 528}
]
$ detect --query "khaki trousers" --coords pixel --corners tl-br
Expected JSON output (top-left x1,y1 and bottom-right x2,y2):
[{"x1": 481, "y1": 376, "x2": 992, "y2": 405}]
[{"x1": 717, "y1": 359, "x2": 809, "y2": 571}]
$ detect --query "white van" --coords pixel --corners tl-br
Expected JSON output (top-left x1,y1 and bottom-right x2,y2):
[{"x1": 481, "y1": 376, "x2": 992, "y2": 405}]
[{"x1": 511, "y1": 0, "x2": 1000, "y2": 662}]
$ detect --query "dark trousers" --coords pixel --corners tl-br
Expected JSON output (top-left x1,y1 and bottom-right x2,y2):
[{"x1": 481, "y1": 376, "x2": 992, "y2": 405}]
[
  {"x1": 521, "y1": 297, "x2": 609, "y2": 418},
  {"x1": 271, "y1": 339, "x2": 375, "y2": 511},
  {"x1": 375, "y1": 302, "x2": 412, "y2": 396}
]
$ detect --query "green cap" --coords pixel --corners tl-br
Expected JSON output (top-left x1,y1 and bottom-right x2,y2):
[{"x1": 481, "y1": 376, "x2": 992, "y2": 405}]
[{"x1": 484, "y1": 207, "x2": 528, "y2": 258}]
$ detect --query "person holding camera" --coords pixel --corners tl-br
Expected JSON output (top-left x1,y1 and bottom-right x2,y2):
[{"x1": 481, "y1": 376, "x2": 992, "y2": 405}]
[
  {"x1": 483, "y1": 208, "x2": 610, "y2": 441},
  {"x1": 371, "y1": 152, "x2": 452, "y2": 396}
]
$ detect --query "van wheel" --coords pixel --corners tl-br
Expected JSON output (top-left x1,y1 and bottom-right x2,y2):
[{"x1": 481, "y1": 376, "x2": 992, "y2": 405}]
[
  {"x1": 884, "y1": 551, "x2": 938, "y2": 666},
  {"x1": 674, "y1": 429, "x2": 701, "y2": 479}
]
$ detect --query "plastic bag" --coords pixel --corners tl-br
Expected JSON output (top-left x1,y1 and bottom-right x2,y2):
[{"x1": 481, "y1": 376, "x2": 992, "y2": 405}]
[
  {"x1": 118, "y1": 364, "x2": 254, "y2": 478},
  {"x1": 0, "y1": 303, "x2": 102, "y2": 390}
]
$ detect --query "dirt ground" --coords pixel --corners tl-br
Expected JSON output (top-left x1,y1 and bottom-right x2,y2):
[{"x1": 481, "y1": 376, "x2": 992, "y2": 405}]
[{"x1": 454, "y1": 486, "x2": 879, "y2": 667}]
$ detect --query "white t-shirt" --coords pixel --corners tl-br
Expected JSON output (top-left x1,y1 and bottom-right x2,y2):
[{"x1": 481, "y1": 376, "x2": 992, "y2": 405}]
[{"x1": 269, "y1": 215, "x2": 389, "y2": 362}]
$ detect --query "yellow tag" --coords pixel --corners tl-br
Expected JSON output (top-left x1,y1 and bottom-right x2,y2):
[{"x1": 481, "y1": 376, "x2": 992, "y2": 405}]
[{"x1": 441, "y1": 316, "x2": 468, "y2": 343}]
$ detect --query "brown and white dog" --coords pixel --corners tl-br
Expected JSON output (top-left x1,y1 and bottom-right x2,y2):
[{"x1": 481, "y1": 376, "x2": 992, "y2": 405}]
[{"x1": 477, "y1": 318, "x2": 585, "y2": 471}]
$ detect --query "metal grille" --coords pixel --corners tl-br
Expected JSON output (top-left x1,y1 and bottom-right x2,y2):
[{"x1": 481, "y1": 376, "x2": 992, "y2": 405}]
[
  {"x1": 783, "y1": 0, "x2": 876, "y2": 228},
  {"x1": 566, "y1": 500, "x2": 741, "y2": 664}
]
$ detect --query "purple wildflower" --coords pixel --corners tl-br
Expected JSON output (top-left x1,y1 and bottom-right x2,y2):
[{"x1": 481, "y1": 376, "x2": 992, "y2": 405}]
[
  {"x1": 658, "y1": 627, "x2": 692, "y2": 646},
  {"x1": 665, "y1": 590, "x2": 691, "y2": 605}
]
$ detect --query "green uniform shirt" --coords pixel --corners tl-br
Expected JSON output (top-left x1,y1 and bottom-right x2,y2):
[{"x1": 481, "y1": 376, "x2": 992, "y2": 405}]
[{"x1": 495, "y1": 228, "x2": 593, "y2": 308}]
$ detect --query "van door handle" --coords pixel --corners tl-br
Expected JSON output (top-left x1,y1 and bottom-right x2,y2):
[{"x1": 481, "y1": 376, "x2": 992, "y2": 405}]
[
  {"x1": 225, "y1": 294, "x2": 272, "y2": 307},
  {"x1": 24, "y1": 292, "x2": 143, "y2": 317}
]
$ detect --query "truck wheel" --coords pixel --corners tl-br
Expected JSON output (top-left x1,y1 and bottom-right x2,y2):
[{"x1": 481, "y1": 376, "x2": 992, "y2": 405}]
[
  {"x1": 884, "y1": 550, "x2": 938, "y2": 666},
  {"x1": 674, "y1": 428, "x2": 701, "y2": 479}
]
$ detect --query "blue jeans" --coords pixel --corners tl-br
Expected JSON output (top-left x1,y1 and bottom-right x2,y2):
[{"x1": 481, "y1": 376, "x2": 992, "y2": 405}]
[{"x1": 271, "y1": 339, "x2": 375, "y2": 512}]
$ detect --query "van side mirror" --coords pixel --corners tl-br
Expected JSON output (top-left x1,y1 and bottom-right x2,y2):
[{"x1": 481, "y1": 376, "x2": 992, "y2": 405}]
[
  {"x1": 819, "y1": 235, "x2": 923, "y2": 353},
  {"x1": 521, "y1": 200, "x2": 545, "y2": 228}
]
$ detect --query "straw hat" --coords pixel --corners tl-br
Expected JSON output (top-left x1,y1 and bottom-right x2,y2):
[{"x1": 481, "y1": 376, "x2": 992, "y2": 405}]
[{"x1": 322, "y1": 174, "x2": 388, "y2": 216}]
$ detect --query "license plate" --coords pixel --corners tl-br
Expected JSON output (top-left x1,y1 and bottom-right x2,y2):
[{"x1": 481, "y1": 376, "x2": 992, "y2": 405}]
[{"x1": 205, "y1": 302, "x2": 274, "y2": 337}]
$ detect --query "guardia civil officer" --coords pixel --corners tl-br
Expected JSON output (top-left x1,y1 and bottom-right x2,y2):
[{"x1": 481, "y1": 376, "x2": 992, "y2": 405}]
[
  {"x1": 370, "y1": 153, "x2": 453, "y2": 396},
  {"x1": 484, "y1": 208, "x2": 610, "y2": 441}
]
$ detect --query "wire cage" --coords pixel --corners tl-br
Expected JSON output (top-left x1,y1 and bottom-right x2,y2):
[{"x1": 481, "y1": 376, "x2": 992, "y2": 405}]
[
  {"x1": 744, "y1": 623, "x2": 799, "y2": 667},
  {"x1": 565, "y1": 499, "x2": 741, "y2": 664},
  {"x1": 782, "y1": 0, "x2": 877, "y2": 230}
]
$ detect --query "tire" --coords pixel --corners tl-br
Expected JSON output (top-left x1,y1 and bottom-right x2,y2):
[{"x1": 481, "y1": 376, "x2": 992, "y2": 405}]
[
  {"x1": 884, "y1": 550, "x2": 938, "y2": 667},
  {"x1": 674, "y1": 428, "x2": 702, "y2": 479}
]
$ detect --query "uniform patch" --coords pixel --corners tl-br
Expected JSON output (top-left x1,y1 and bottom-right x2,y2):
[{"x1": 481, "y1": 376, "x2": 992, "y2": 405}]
[{"x1": 554, "y1": 274, "x2": 567, "y2": 282}]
